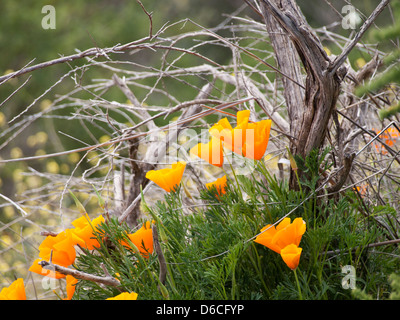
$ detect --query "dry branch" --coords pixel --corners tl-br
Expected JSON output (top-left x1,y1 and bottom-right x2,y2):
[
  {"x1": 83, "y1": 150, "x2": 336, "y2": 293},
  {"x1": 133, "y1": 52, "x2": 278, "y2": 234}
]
[
  {"x1": 38, "y1": 261, "x2": 122, "y2": 290},
  {"x1": 329, "y1": 0, "x2": 390, "y2": 75}
]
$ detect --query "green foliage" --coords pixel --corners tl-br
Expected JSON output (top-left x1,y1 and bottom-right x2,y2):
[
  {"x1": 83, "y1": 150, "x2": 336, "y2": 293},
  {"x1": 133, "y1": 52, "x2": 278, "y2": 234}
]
[
  {"x1": 388, "y1": 273, "x2": 400, "y2": 300},
  {"x1": 353, "y1": 273, "x2": 400, "y2": 300},
  {"x1": 71, "y1": 151, "x2": 400, "y2": 300}
]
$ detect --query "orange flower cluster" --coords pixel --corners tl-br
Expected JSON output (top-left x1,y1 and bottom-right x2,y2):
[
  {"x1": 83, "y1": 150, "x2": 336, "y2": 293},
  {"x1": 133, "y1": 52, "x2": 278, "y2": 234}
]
[
  {"x1": 190, "y1": 110, "x2": 272, "y2": 166},
  {"x1": 254, "y1": 217, "x2": 306, "y2": 270},
  {"x1": 29, "y1": 213, "x2": 105, "y2": 279},
  {"x1": 0, "y1": 278, "x2": 26, "y2": 300},
  {"x1": 372, "y1": 127, "x2": 399, "y2": 155},
  {"x1": 353, "y1": 183, "x2": 368, "y2": 198},
  {"x1": 144, "y1": 110, "x2": 271, "y2": 196},
  {"x1": 27, "y1": 210, "x2": 154, "y2": 300}
]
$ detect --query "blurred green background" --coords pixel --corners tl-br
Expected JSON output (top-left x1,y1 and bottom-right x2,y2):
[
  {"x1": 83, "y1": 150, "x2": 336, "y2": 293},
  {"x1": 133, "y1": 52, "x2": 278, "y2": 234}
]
[{"x1": 0, "y1": 0, "x2": 392, "y2": 292}]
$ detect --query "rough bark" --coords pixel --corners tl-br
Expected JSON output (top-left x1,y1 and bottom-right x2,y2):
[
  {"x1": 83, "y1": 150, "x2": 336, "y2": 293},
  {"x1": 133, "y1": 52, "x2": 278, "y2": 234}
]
[
  {"x1": 258, "y1": 0, "x2": 388, "y2": 190},
  {"x1": 261, "y1": 0, "x2": 305, "y2": 143}
]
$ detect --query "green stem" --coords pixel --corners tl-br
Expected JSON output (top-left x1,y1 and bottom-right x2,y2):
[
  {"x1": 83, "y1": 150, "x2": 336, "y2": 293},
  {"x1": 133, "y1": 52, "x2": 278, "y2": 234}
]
[
  {"x1": 294, "y1": 169, "x2": 309, "y2": 220},
  {"x1": 294, "y1": 170, "x2": 303, "y2": 196},
  {"x1": 293, "y1": 268, "x2": 303, "y2": 300},
  {"x1": 224, "y1": 152, "x2": 243, "y2": 199},
  {"x1": 249, "y1": 243, "x2": 271, "y2": 296}
]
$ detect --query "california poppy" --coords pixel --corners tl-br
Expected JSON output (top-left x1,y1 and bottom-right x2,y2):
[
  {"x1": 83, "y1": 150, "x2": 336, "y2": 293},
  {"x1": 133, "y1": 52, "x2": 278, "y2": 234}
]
[
  {"x1": 209, "y1": 110, "x2": 250, "y2": 155},
  {"x1": 190, "y1": 137, "x2": 224, "y2": 167},
  {"x1": 145, "y1": 161, "x2": 186, "y2": 192},
  {"x1": 29, "y1": 230, "x2": 77, "y2": 279},
  {"x1": 106, "y1": 291, "x2": 138, "y2": 300},
  {"x1": 254, "y1": 217, "x2": 306, "y2": 254},
  {"x1": 122, "y1": 221, "x2": 154, "y2": 258},
  {"x1": 206, "y1": 175, "x2": 227, "y2": 197},
  {"x1": 242, "y1": 119, "x2": 272, "y2": 160},
  {"x1": 38, "y1": 230, "x2": 77, "y2": 267},
  {"x1": 254, "y1": 217, "x2": 306, "y2": 270},
  {"x1": 372, "y1": 127, "x2": 399, "y2": 155},
  {"x1": 63, "y1": 275, "x2": 78, "y2": 300},
  {"x1": 353, "y1": 183, "x2": 368, "y2": 197},
  {"x1": 70, "y1": 214, "x2": 105, "y2": 250},
  {"x1": 280, "y1": 244, "x2": 302, "y2": 270},
  {"x1": 0, "y1": 278, "x2": 26, "y2": 300},
  {"x1": 210, "y1": 110, "x2": 272, "y2": 160}
]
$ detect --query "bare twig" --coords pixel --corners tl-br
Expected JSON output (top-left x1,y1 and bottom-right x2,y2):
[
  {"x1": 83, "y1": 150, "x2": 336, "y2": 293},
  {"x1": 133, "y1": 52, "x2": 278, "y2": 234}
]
[
  {"x1": 112, "y1": 73, "x2": 157, "y2": 130},
  {"x1": 323, "y1": 238, "x2": 400, "y2": 256},
  {"x1": 40, "y1": 231, "x2": 59, "y2": 237},
  {"x1": 0, "y1": 40, "x2": 222, "y2": 87},
  {"x1": 118, "y1": 182, "x2": 153, "y2": 224},
  {"x1": 0, "y1": 97, "x2": 253, "y2": 164},
  {"x1": 135, "y1": 0, "x2": 153, "y2": 39},
  {"x1": 0, "y1": 58, "x2": 36, "y2": 86},
  {"x1": 329, "y1": 0, "x2": 390, "y2": 75},
  {"x1": 0, "y1": 40, "x2": 150, "y2": 84},
  {"x1": 326, "y1": 152, "x2": 355, "y2": 194},
  {"x1": 188, "y1": 18, "x2": 305, "y2": 90},
  {"x1": 0, "y1": 75, "x2": 32, "y2": 108},
  {"x1": 38, "y1": 261, "x2": 123, "y2": 290}
]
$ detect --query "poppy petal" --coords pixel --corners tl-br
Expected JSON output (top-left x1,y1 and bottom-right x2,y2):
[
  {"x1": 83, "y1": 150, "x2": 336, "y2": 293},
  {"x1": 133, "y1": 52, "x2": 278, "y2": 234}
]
[
  {"x1": 280, "y1": 244, "x2": 302, "y2": 270},
  {"x1": 146, "y1": 161, "x2": 186, "y2": 192}
]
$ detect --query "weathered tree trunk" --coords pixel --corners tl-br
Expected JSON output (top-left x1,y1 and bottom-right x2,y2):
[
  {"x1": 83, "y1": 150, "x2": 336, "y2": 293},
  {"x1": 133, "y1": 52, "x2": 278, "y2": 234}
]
[
  {"x1": 258, "y1": 0, "x2": 389, "y2": 190},
  {"x1": 260, "y1": 0, "x2": 347, "y2": 189}
]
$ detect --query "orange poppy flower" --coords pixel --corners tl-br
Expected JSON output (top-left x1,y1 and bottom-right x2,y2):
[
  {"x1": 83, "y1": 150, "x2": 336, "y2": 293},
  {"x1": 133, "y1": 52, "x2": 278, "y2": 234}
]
[
  {"x1": 254, "y1": 217, "x2": 306, "y2": 254},
  {"x1": 210, "y1": 110, "x2": 272, "y2": 160},
  {"x1": 145, "y1": 161, "x2": 186, "y2": 192},
  {"x1": 255, "y1": 218, "x2": 306, "y2": 270},
  {"x1": 63, "y1": 275, "x2": 78, "y2": 300},
  {"x1": 29, "y1": 230, "x2": 78, "y2": 279},
  {"x1": 190, "y1": 137, "x2": 224, "y2": 167},
  {"x1": 353, "y1": 183, "x2": 368, "y2": 197},
  {"x1": 372, "y1": 127, "x2": 399, "y2": 155},
  {"x1": 38, "y1": 230, "x2": 77, "y2": 267},
  {"x1": 122, "y1": 221, "x2": 154, "y2": 258},
  {"x1": 206, "y1": 175, "x2": 227, "y2": 197},
  {"x1": 242, "y1": 119, "x2": 272, "y2": 160},
  {"x1": 209, "y1": 110, "x2": 250, "y2": 155},
  {"x1": 29, "y1": 214, "x2": 105, "y2": 279},
  {"x1": 106, "y1": 291, "x2": 138, "y2": 300},
  {"x1": 70, "y1": 214, "x2": 105, "y2": 250},
  {"x1": 0, "y1": 278, "x2": 26, "y2": 300},
  {"x1": 280, "y1": 244, "x2": 302, "y2": 270}
]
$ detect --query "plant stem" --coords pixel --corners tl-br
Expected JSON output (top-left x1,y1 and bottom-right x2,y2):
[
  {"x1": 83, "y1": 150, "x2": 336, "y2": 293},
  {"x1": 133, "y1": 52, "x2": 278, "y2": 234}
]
[
  {"x1": 293, "y1": 268, "x2": 303, "y2": 300},
  {"x1": 249, "y1": 243, "x2": 271, "y2": 296}
]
